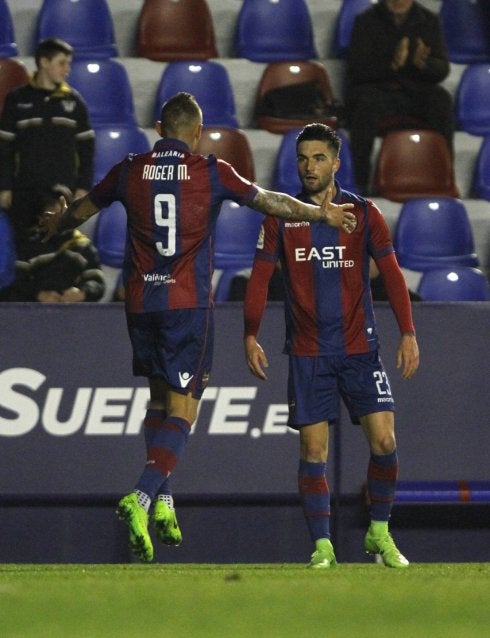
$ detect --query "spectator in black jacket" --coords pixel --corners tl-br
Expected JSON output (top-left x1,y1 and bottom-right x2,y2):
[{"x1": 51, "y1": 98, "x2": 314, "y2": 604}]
[
  {"x1": 0, "y1": 37, "x2": 95, "y2": 260},
  {"x1": 345, "y1": 0, "x2": 454, "y2": 195},
  {"x1": 1, "y1": 185, "x2": 105, "y2": 303}
]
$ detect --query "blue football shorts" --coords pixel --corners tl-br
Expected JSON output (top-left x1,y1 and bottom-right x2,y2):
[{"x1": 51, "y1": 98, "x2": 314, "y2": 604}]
[
  {"x1": 126, "y1": 308, "x2": 214, "y2": 399},
  {"x1": 287, "y1": 350, "x2": 395, "y2": 428}
]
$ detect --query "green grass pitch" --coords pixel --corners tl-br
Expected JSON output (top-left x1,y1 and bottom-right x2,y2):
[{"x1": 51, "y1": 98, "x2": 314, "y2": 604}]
[{"x1": 1, "y1": 563, "x2": 489, "y2": 637}]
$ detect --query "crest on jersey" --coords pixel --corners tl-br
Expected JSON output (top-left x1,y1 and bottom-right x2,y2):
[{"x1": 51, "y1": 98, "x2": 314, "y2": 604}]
[{"x1": 61, "y1": 100, "x2": 76, "y2": 113}]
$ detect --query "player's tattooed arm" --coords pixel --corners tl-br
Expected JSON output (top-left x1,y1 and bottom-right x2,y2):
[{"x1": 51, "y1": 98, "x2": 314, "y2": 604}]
[{"x1": 251, "y1": 186, "x2": 356, "y2": 231}]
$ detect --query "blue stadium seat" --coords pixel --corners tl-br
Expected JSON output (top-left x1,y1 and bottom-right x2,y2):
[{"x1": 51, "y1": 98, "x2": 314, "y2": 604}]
[
  {"x1": 234, "y1": 0, "x2": 317, "y2": 62},
  {"x1": 93, "y1": 125, "x2": 151, "y2": 183},
  {"x1": 93, "y1": 125, "x2": 151, "y2": 266},
  {"x1": 455, "y1": 64, "x2": 490, "y2": 136},
  {"x1": 153, "y1": 61, "x2": 238, "y2": 127},
  {"x1": 417, "y1": 267, "x2": 490, "y2": 301},
  {"x1": 69, "y1": 59, "x2": 137, "y2": 127},
  {"x1": 0, "y1": 208, "x2": 15, "y2": 290},
  {"x1": 272, "y1": 128, "x2": 357, "y2": 195},
  {"x1": 213, "y1": 201, "x2": 264, "y2": 302},
  {"x1": 137, "y1": 0, "x2": 217, "y2": 62},
  {"x1": 439, "y1": 0, "x2": 490, "y2": 64},
  {"x1": 0, "y1": 0, "x2": 17, "y2": 57},
  {"x1": 332, "y1": 0, "x2": 374, "y2": 58},
  {"x1": 94, "y1": 202, "x2": 127, "y2": 268},
  {"x1": 36, "y1": 0, "x2": 118, "y2": 59},
  {"x1": 393, "y1": 197, "x2": 479, "y2": 271},
  {"x1": 473, "y1": 135, "x2": 490, "y2": 200}
]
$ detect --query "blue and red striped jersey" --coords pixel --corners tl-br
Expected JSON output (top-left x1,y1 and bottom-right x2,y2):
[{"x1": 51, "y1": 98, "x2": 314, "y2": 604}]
[
  {"x1": 255, "y1": 185, "x2": 395, "y2": 356},
  {"x1": 90, "y1": 138, "x2": 257, "y2": 312}
]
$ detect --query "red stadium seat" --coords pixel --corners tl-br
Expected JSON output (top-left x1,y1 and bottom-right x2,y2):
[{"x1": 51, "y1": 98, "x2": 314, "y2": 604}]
[
  {"x1": 196, "y1": 127, "x2": 255, "y2": 182},
  {"x1": 373, "y1": 130, "x2": 459, "y2": 202},
  {"x1": 254, "y1": 61, "x2": 338, "y2": 134},
  {"x1": 137, "y1": 0, "x2": 218, "y2": 62},
  {"x1": 0, "y1": 57, "x2": 29, "y2": 115}
]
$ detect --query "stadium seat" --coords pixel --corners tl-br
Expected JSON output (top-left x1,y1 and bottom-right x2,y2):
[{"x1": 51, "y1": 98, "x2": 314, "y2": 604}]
[
  {"x1": 234, "y1": 0, "x2": 317, "y2": 62},
  {"x1": 196, "y1": 127, "x2": 255, "y2": 182},
  {"x1": 439, "y1": 0, "x2": 490, "y2": 64},
  {"x1": 36, "y1": 0, "x2": 118, "y2": 59},
  {"x1": 137, "y1": 0, "x2": 218, "y2": 62},
  {"x1": 0, "y1": 0, "x2": 17, "y2": 58},
  {"x1": 393, "y1": 197, "x2": 479, "y2": 272},
  {"x1": 373, "y1": 130, "x2": 459, "y2": 202},
  {"x1": 93, "y1": 125, "x2": 151, "y2": 183},
  {"x1": 94, "y1": 202, "x2": 127, "y2": 268},
  {"x1": 213, "y1": 201, "x2": 264, "y2": 302},
  {"x1": 332, "y1": 0, "x2": 374, "y2": 58},
  {"x1": 473, "y1": 135, "x2": 490, "y2": 200},
  {"x1": 153, "y1": 61, "x2": 238, "y2": 128},
  {"x1": 417, "y1": 267, "x2": 490, "y2": 302},
  {"x1": 272, "y1": 128, "x2": 357, "y2": 195},
  {"x1": 254, "y1": 61, "x2": 338, "y2": 134},
  {"x1": 0, "y1": 208, "x2": 15, "y2": 290},
  {"x1": 0, "y1": 57, "x2": 29, "y2": 114},
  {"x1": 69, "y1": 59, "x2": 137, "y2": 127},
  {"x1": 455, "y1": 64, "x2": 490, "y2": 136}
]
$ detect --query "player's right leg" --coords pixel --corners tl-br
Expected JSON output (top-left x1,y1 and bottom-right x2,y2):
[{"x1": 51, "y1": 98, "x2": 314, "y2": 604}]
[{"x1": 289, "y1": 356, "x2": 338, "y2": 568}]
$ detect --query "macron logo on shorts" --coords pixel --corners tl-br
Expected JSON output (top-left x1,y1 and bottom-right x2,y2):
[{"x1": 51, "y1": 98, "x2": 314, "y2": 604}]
[{"x1": 178, "y1": 372, "x2": 193, "y2": 388}]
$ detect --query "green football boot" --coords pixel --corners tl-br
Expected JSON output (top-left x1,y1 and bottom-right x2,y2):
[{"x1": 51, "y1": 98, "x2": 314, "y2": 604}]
[
  {"x1": 364, "y1": 526, "x2": 409, "y2": 568},
  {"x1": 152, "y1": 500, "x2": 183, "y2": 546},
  {"x1": 116, "y1": 493, "x2": 154, "y2": 562},
  {"x1": 308, "y1": 538, "x2": 338, "y2": 569}
]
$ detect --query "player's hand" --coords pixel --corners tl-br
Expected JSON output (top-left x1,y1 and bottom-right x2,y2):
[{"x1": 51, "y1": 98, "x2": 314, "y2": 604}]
[
  {"x1": 37, "y1": 195, "x2": 68, "y2": 242},
  {"x1": 396, "y1": 334, "x2": 420, "y2": 379},
  {"x1": 244, "y1": 335, "x2": 269, "y2": 380},
  {"x1": 321, "y1": 187, "x2": 356, "y2": 233}
]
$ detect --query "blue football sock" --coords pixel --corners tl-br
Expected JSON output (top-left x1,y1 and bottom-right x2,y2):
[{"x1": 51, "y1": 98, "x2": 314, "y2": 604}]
[
  {"x1": 367, "y1": 449, "x2": 399, "y2": 522},
  {"x1": 298, "y1": 459, "x2": 330, "y2": 541},
  {"x1": 135, "y1": 416, "x2": 190, "y2": 501}
]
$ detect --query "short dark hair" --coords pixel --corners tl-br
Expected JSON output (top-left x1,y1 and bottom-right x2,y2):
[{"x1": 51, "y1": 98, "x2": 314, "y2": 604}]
[
  {"x1": 159, "y1": 92, "x2": 202, "y2": 135},
  {"x1": 38, "y1": 184, "x2": 73, "y2": 212},
  {"x1": 296, "y1": 123, "x2": 342, "y2": 158},
  {"x1": 35, "y1": 38, "x2": 73, "y2": 67}
]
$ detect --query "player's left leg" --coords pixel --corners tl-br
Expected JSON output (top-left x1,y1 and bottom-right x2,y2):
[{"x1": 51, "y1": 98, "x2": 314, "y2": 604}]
[
  {"x1": 139, "y1": 406, "x2": 181, "y2": 530},
  {"x1": 360, "y1": 411, "x2": 409, "y2": 568}
]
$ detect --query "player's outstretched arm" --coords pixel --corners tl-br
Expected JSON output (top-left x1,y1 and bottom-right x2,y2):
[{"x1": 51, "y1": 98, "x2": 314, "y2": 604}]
[
  {"x1": 251, "y1": 186, "x2": 356, "y2": 231},
  {"x1": 38, "y1": 194, "x2": 100, "y2": 241}
]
